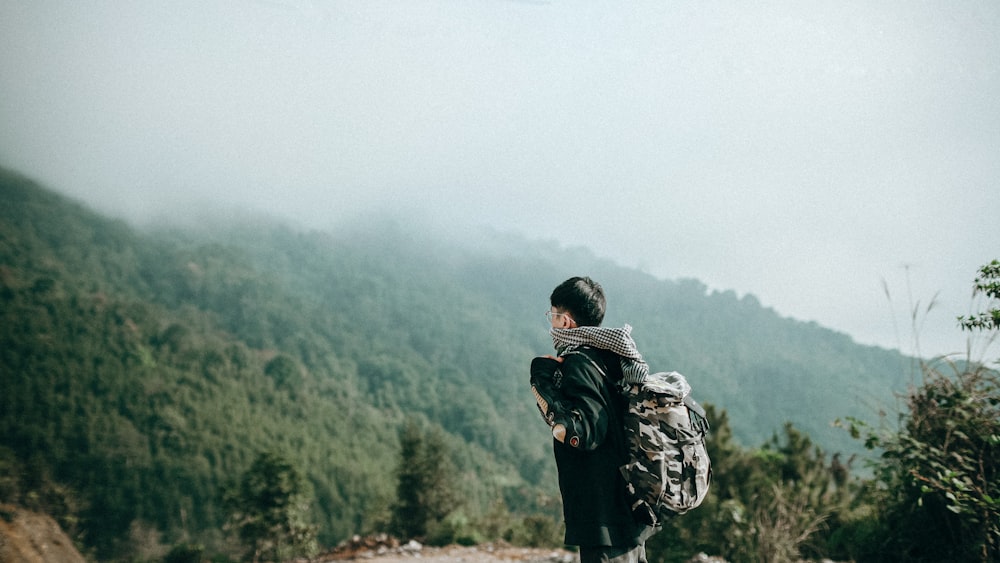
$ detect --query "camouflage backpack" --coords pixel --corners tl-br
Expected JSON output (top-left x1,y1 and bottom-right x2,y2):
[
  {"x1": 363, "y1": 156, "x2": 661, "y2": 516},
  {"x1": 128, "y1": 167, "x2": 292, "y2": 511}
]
[
  {"x1": 565, "y1": 349, "x2": 712, "y2": 526},
  {"x1": 619, "y1": 370, "x2": 712, "y2": 526}
]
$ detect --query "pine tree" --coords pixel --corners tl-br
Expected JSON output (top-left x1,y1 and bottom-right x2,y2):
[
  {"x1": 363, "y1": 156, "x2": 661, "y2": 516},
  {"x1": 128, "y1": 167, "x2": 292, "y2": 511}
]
[
  {"x1": 391, "y1": 419, "x2": 459, "y2": 540},
  {"x1": 223, "y1": 452, "x2": 317, "y2": 562}
]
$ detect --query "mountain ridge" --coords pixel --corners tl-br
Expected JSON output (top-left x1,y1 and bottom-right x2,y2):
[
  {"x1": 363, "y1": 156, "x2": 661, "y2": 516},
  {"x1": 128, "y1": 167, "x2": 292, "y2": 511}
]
[{"x1": 0, "y1": 168, "x2": 911, "y2": 557}]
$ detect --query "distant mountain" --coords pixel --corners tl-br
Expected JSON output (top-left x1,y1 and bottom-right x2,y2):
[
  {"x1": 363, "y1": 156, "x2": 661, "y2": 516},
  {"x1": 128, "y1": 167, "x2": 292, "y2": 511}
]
[{"x1": 0, "y1": 168, "x2": 912, "y2": 558}]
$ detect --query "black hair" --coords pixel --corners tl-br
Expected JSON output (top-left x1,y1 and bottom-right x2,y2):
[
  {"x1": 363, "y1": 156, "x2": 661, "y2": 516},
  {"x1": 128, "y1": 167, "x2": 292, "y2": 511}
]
[{"x1": 550, "y1": 276, "x2": 605, "y2": 327}]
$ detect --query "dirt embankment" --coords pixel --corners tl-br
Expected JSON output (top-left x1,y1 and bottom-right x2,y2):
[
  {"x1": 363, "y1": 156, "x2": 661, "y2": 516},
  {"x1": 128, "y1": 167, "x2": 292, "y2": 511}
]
[{"x1": 0, "y1": 504, "x2": 86, "y2": 563}]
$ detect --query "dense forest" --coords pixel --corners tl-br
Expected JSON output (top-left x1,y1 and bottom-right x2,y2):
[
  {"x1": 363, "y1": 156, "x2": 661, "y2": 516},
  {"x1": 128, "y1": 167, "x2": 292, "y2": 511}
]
[{"x1": 1, "y1": 168, "x2": 938, "y2": 560}]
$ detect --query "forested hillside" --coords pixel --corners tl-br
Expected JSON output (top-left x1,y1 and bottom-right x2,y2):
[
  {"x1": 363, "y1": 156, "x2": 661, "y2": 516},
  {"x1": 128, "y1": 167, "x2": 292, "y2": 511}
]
[{"x1": 0, "y1": 168, "x2": 912, "y2": 559}]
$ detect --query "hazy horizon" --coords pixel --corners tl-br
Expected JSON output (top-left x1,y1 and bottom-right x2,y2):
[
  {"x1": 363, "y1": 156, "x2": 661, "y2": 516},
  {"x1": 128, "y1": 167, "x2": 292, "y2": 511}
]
[{"x1": 2, "y1": 1, "x2": 998, "y2": 359}]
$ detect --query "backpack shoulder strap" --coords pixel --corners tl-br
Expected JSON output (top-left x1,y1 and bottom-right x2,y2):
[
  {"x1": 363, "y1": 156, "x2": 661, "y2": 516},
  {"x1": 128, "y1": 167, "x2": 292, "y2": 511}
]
[
  {"x1": 683, "y1": 395, "x2": 710, "y2": 433},
  {"x1": 683, "y1": 395, "x2": 707, "y2": 418},
  {"x1": 564, "y1": 346, "x2": 625, "y2": 387}
]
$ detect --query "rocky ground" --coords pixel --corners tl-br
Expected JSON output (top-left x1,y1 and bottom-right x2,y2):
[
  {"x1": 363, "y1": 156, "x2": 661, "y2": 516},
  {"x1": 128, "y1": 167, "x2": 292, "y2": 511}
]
[
  {"x1": 309, "y1": 535, "x2": 728, "y2": 563},
  {"x1": 311, "y1": 534, "x2": 578, "y2": 563}
]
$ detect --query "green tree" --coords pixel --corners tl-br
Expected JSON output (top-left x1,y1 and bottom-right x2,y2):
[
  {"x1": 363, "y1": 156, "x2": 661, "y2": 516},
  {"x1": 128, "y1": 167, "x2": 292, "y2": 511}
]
[
  {"x1": 850, "y1": 361, "x2": 999, "y2": 562},
  {"x1": 224, "y1": 452, "x2": 317, "y2": 562},
  {"x1": 264, "y1": 354, "x2": 303, "y2": 390},
  {"x1": 848, "y1": 261, "x2": 1000, "y2": 562},
  {"x1": 648, "y1": 407, "x2": 860, "y2": 563},
  {"x1": 720, "y1": 425, "x2": 851, "y2": 563},
  {"x1": 958, "y1": 259, "x2": 1000, "y2": 332},
  {"x1": 391, "y1": 419, "x2": 459, "y2": 541}
]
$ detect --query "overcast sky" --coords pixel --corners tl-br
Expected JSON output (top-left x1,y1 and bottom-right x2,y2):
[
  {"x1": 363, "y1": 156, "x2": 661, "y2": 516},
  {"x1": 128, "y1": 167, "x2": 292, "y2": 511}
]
[{"x1": 2, "y1": 1, "x2": 997, "y2": 359}]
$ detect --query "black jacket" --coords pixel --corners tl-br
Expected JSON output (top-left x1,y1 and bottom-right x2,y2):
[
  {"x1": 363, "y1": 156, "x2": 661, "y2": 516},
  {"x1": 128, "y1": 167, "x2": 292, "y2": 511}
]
[{"x1": 531, "y1": 346, "x2": 650, "y2": 547}]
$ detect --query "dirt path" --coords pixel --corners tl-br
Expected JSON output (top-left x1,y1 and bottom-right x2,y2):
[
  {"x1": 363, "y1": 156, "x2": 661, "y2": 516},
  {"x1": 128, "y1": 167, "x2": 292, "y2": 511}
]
[{"x1": 312, "y1": 537, "x2": 576, "y2": 563}]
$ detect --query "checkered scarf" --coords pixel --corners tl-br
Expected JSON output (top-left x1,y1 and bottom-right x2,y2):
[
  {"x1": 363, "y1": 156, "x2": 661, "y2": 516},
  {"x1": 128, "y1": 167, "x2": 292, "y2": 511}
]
[{"x1": 550, "y1": 324, "x2": 649, "y2": 385}]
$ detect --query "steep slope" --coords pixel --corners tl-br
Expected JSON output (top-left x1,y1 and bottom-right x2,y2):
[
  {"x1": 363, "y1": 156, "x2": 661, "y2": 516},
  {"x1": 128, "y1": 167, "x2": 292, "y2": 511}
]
[{"x1": 0, "y1": 170, "x2": 544, "y2": 558}]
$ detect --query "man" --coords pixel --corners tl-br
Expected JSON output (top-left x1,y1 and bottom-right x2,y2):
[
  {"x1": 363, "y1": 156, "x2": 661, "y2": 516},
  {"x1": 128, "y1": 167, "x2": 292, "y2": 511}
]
[{"x1": 530, "y1": 276, "x2": 655, "y2": 563}]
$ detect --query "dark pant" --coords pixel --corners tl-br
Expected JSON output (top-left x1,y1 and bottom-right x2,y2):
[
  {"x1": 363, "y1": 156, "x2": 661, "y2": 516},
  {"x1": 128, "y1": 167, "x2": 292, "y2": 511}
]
[{"x1": 579, "y1": 543, "x2": 647, "y2": 563}]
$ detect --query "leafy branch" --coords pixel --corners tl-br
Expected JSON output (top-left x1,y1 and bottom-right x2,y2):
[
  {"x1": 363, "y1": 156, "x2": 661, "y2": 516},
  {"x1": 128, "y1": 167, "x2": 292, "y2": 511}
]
[{"x1": 959, "y1": 259, "x2": 1000, "y2": 332}]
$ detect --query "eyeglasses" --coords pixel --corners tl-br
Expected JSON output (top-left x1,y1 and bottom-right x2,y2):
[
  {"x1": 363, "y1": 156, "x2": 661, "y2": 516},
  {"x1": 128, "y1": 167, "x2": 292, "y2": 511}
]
[{"x1": 545, "y1": 311, "x2": 571, "y2": 322}]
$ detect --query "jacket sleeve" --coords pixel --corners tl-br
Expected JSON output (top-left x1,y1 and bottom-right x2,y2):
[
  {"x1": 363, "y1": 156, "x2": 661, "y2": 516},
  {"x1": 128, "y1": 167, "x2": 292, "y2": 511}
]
[
  {"x1": 546, "y1": 352, "x2": 612, "y2": 451},
  {"x1": 530, "y1": 356, "x2": 571, "y2": 426}
]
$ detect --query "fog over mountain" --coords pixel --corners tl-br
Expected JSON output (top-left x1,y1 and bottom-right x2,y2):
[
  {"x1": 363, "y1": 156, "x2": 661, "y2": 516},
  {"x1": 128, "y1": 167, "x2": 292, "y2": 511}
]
[
  {"x1": 0, "y1": 170, "x2": 920, "y2": 556},
  {"x1": 1, "y1": 1, "x2": 998, "y2": 359}
]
